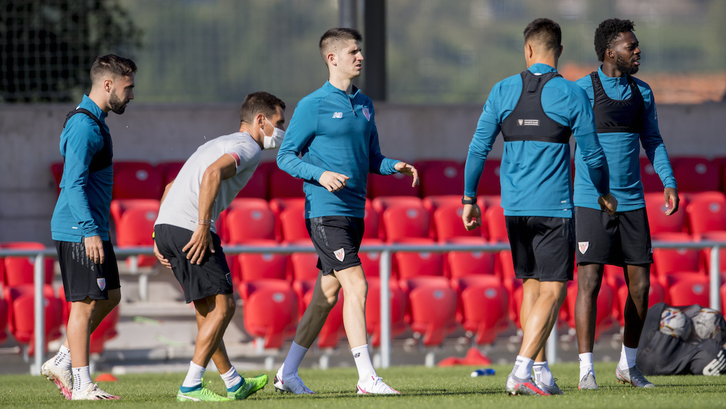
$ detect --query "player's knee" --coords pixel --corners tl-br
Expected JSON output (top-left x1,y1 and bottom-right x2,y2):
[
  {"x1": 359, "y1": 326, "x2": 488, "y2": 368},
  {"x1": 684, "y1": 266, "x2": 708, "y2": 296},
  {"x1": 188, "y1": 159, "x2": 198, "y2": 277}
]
[
  {"x1": 107, "y1": 289, "x2": 121, "y2": 307},
  {"x1": 629, "y1": 280, "x2": 649, "y2": 304},
  {"x1": 578, "y1": 273, "x2": 602, "y2": 296}
]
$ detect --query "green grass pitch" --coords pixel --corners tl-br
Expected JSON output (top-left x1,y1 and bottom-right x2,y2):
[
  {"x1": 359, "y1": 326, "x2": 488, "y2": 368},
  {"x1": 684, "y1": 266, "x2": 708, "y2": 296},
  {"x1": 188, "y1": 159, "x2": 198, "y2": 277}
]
[{"x1": 2, "y1": 362, "x2": 725, "y2": 408}]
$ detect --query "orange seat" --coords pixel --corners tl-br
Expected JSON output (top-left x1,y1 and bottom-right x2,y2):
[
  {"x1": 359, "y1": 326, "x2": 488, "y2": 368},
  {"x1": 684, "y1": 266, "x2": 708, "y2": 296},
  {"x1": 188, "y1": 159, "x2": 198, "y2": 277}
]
[
  {"x1": 112, "y1": 161, "x2": 163, "y2": 199},
  {"x1": 109, "y1": 199, "x2": 160, "y2": 268},
  {"x1": 243, "y1": 287, "x2": 298, "y2": 350},
  {"x1": 673, "y1": 157, "x2": 720, "y2": 192},
  {"x1": 415, "y1": 160, "x2": 464, "y2": 197}
]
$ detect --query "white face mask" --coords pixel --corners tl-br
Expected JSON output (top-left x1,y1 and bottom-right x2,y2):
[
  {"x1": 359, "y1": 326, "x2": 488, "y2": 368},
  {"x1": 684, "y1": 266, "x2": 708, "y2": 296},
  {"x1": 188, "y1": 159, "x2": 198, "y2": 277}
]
[{"x1": 262, "y1": 117, "x2": 285, "y2": 150}]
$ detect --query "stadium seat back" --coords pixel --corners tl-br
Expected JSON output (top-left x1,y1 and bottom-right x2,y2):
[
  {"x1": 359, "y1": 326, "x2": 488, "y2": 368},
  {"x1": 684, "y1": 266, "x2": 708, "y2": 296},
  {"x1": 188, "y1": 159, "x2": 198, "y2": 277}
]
[
  {"x1": 1, "y1": 242, "x2": 54, "y2": 287},
  {"x1": 652, "y1": 232, "x2": 702, "y2": 276},
  {"x1": 243, "y1": 287, "x2": 298, "y2": 349},
  {"x1": 237, "y1": 253, "x2": 288, "y2": 283},
  {"x1": 225, "y1": 200, "x2": 276, "y2": 243},
  {"x1": 686, "y1": 194, "x2": 726, "y2": 235},
  {"x1": 460, "y1": 283, "x2": 509, "y2": 345},
  {"x1": 674, "y1": 157, "x2": 720, "y2": 192},
  {"x1": 639, "y1": 157, "x2": 665, "y2": 193},
  {"x1": 434, "y1": 204, "x2": 482, "y2": 241},
  {"x1": 367, "y1": 172, "x2": 419, "y2": 198},
  {"x1": 645, "y1": 193, "x2": 687, "y2": 234},
  {"x1": 415, "y1": 160, "x2": 464, "y2": 197},
  {"x1": 365, "y1": 278, "x2": 407, "y2": 347},
  {"x1": 268, "y1": 167, "x2": 304, "y2": 198},
  {"x1": 157, "y1": 161, "x2": 185, "y2": 186},
  {"x1": 236, "y1": 161, "x2": 273, "y2": 199},
  {"x1": 476, "y1": 159, "x2": 502, "y2": 196},
  {"x1": 668, "y1": 275, "x2": 710, "y2": 307},
  {"x1": 279, "y1": 206, "x2": 310, "y2": 242},
  {"x1": 290, "y1": 252, "x2": 319, "y2": 282},
  {"x1": 395, "y1": 251, "x2": 443, "y2": 280},
  {"x1": 408, "y1": 284, "x2": 457, "y2": 346},
  {"x1": 113, "y1": 161, "x2": 163, "y2": 199},
  {"x1": 447, "y1": 250, "x2": 497, "y2": 280},
  {"x1": 484, "y1": 204, "x2": 507, "y2": 242},
  {"x1": 382, "y1": 205, "x2": 430, "y2": 242}
]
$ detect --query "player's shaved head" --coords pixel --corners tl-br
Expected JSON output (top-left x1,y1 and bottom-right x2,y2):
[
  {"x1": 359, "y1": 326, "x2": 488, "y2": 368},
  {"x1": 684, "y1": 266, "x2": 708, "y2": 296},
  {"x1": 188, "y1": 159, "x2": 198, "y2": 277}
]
[
  {"x1": 319, "y1": 27, "x2": 362, "y2": 66},
  {"x1": 90, "y1": 54, "x2": 137, "y2": 84},
  {"x1": 523, "y1": 18, "x2": 562, "y2": 54}
]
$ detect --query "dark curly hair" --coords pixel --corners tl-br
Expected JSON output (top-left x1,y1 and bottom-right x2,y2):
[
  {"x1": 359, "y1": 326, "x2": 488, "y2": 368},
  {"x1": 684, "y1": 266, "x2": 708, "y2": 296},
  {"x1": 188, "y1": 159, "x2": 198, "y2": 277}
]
[{"x1": 594, "y1": 18, "x2": 635, "y2": 62}]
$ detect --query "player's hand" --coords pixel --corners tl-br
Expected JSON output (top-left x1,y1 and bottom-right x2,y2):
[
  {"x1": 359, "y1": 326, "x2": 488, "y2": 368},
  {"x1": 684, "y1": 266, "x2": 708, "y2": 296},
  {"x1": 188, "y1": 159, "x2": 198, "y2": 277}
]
[
  {"x1": 462, "y1": 202, "x2": 482, "y2": 231},
  {"x1": 182, "y1": 224, "x2": 215, "y2": 265},
  {"x1": 395, "y1": 162, "x2": 420, "y2": 187},
  {"x1": 84, "y1": 235, "x2": 105, "y2": 265},
  {"x1": 664, "y1": 187, "x2": 680, "y2": 216},
  {"x1": 598, "y1": 193, "x2": 618, "y2": 216},
  {"x1": 153, "y1": 241, "x2": 172, "y2": 270},
  {"x1": 319, "y1": 171, "x2": 349, "y2": 192}
]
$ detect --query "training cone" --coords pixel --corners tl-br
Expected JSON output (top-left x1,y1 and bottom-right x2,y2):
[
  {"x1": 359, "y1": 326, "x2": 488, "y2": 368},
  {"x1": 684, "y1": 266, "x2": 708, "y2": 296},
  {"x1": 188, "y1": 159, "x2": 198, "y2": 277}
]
[{"x1": 95, "y1": 373, "x2": 118, "y2": 382}]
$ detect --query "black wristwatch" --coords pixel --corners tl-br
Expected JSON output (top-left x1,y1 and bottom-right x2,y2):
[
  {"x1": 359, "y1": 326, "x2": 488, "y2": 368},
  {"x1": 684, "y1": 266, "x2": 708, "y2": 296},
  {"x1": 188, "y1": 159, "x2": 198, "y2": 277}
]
[{"x1": 461, "y1": 196, "x2": 477, "y2": 205}]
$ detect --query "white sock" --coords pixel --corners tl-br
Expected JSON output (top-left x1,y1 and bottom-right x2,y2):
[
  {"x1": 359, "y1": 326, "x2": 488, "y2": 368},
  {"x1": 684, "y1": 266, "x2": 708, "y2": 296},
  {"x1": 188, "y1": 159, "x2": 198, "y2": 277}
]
[
  {"x1": 513, "y1": 355, "x2": 534, "y2": 380},
  {"x1": 351, "y1": 344, "x2": 377, "y2": 383},
  {"x1": 54, "y1": 345, "x2": 72, "y2": 371},
  {"x1": 72, "y1": 366, "x2": 92, "y2": 392},
  {"x1": 282, "y1": 341, "x2": 308, "y2": 378},
  {"x1": 220, "y1": 366, "x2": 243, "y2": 391},
  {"x1": 182, "y1": 361, "x2": 206, "y2": 388},
  {"x1": 579, "y1": 352, "x2": 594, "y2": 380},
  {"x1": 533, "y1": 361, "x2": 554, "y2": 386},
  {"x1": 619, "y1": 345, "x2": 637, "y2": 368}
]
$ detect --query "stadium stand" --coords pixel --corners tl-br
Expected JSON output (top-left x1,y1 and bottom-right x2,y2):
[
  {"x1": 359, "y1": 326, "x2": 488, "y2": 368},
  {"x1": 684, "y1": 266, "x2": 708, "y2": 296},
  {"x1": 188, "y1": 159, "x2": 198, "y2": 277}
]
[
  {"x1": 268, "y1": 166, "x2": 304, "y2": 198},
  {"x1": 415, "y1": 160, "x2": 464, "y2": 197},
  {"x1": 458, "y1": 281, "x2": 509, "y2": 345},
  {"x1": 109, "y1": 199, "x2": 159, "y2": 268},
  {"x1": 243, "y1": 286, "x2": 298, "y2": 350},
  {"x1": 112, "y1": 161, "x2": 163, "y2": 199},
  {"x1": 673, "y1": 157, "x2": 720, "y2": 192},
  {"x1": 367, "y1": 172, "x2": 419, "y2": 197},
  {"x1": 645, "y1": 192, "x2": 687, "y2": 234},
  {"x1": 686, "y1": 191, "x2": 726, "y2": 237},
  {"x1": 668, "y1": 275, "x2": 710, "y2": 307},
  {"x1": 476, "y1": 159, "x2": 502, "y2": 196}
]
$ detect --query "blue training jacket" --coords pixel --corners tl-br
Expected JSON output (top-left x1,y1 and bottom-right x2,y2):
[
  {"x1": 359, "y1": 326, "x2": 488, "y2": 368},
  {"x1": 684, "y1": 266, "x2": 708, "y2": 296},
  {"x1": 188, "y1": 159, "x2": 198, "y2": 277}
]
[
  {"x1": 574, "y1": 66, "x2": 676, "y2": 211},
  {"x1": 51, "y1": 95, "x2": 113, "y2": 242},
  {"x1": 277, "y1": 81, "x2": 400, "y2": 219},
  {"x1": 464, "y1": 63, "x2": 610, "y2": 218}
]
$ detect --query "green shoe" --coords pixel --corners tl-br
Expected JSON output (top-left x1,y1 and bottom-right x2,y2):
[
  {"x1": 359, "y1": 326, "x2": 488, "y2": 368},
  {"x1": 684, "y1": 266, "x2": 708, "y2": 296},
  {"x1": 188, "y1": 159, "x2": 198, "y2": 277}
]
[
  {"x1": 228, "y1": 374, "x2": 268, "y2": 400},
  {"x1": 177, "y1": 381, "x2": 232, "y2": 402}
]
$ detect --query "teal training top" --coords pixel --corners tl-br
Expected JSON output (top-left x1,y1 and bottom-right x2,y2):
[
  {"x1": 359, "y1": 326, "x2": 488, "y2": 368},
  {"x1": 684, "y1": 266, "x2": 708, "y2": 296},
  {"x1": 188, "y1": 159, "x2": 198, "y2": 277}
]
[
  {"x1": 464, "y1": 63, "x2": 610, "y2": 218},
  {"x1": 574, "y1": 66, "x2": 677, "y2": 211},
  {"x1": 277, "y1": 81, "x2": 400, "y2": 219}
]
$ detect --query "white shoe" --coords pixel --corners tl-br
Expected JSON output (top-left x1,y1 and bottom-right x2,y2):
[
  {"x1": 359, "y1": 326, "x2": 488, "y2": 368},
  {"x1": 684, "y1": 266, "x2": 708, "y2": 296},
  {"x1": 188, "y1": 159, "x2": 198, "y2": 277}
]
[
  {"x1": 71, "y1": 383, "x2": 121, "y2": 400},
  {"x1": 40, "y1": 357, "x2": 72, "y2": 400},
  {"x1": 356, "y1": 375, "x2": 400, "y2": 395},
  {"x1": 273, "y1": 365, "x2": 315, "y2": 394}
]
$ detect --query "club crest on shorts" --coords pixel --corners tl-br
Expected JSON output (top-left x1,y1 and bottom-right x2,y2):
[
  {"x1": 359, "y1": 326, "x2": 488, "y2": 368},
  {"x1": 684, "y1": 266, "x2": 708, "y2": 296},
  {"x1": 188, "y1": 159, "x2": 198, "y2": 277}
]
[
  {"x1": 97, "y1": 278, "x2": 106, "y2": 291},
  {"x1": 362, "y1": 107, "x2": 371, "y2": 121},
  {"x1": 578, "y1": 241, "x2": 590, "y2": 254},
  {"x1": 334, "y1": 248, "x2": 345, "y2": 262}
]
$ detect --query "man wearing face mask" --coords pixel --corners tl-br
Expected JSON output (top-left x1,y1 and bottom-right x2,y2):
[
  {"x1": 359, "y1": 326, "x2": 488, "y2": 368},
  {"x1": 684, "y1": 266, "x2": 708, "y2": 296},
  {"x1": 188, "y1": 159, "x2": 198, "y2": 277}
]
[{"x1": 153, "y1": 92, "x2": 286, "y2": 401}]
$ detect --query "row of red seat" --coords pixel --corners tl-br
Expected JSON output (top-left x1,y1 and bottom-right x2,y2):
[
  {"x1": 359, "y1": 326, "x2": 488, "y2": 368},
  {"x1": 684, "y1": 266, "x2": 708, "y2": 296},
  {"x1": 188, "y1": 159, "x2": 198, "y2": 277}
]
[{"x1": 51, "y1": 156, "x2": 726, "y2": 201}]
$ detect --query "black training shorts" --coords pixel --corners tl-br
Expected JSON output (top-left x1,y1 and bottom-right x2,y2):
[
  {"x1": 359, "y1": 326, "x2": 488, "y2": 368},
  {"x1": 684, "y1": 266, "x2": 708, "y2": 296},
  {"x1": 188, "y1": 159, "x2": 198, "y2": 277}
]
[
  {"x1": 305, "y1": 216, "x2": 364, "y2": 275},
  {"x1": 56, "y1": 240, "x2": 121, "y2": 302},
  {"x1": 575, "y1": 206, "x2": 653, "y2": 267},
  {"x1": 505, "y1": 216, "x2": 575, "y2": 282},
  {"x1": 153, "y1": 224, "x2": 233, "y2": 303}
]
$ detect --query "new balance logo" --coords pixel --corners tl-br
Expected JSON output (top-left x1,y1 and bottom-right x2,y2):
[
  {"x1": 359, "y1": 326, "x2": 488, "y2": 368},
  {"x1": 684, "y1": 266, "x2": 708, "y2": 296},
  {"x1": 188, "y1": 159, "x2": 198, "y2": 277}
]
[
  {"x1": 354, "y1": 353, "x2": 361, "y2": 358},
  {"x1": 332, "y1": 112, "x2": 343, "y2": 119}
]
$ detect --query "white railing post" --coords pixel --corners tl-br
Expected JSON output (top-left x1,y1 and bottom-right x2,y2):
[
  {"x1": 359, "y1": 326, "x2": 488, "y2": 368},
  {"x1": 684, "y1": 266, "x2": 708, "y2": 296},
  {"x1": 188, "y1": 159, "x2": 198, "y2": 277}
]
[
  {"x1": 546, "y1": 320, "x2": 557, "y2": 364},
  {"x1": 710, "y1": 245, "x2": 721, "y2": 311},
  {"x1": 379, "y1": 249, "x2": 392, "y2": 369},
  {"x1": 34, "y1": 253, "x2": 45, "y2": 375}
]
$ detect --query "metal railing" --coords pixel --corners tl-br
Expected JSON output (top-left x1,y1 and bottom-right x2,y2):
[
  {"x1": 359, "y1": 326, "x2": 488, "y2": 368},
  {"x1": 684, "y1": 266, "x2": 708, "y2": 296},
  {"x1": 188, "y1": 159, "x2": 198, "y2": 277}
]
[{"x1": 0, "y1": 240, "x2": 722, "y2": 374}]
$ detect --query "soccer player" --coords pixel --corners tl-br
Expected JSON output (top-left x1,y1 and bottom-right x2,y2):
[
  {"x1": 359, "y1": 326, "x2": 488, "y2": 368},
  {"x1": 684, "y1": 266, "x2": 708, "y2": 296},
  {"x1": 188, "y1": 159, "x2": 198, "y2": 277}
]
[
  {"x1": 573, "y1": 18, "x2": 678, "y2": 390},
  {"x1": 43, "y1": 54, "x2": 135, "y2": 400},
  {"x1": 273, "y1": 27, "x2": 418, "y2": 395},
  {"x1": 152, "y1": 92, "x2": 285, "y2": 401},
  {"x1": 462, "y1": 18, "x2": 617, "y2": 396}
]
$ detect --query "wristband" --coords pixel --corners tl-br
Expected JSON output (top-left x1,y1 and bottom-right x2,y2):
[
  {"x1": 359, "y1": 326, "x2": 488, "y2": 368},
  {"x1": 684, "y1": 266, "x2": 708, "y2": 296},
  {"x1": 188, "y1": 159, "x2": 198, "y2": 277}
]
[
  {"x1": 198, "y1": 219, "x2": 213, "y2": 225},
  {"x1": 461, "y1": 196, "x2": 476, "y2": 205}
]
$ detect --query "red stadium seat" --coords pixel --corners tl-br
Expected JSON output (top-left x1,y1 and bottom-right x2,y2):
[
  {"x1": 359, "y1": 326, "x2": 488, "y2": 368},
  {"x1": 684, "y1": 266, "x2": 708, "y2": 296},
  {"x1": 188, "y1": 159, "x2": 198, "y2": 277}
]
[
  {"x1": 645, "y1": 192, "x2": 687, "y2": 234},
  {"x1": 721, "y1": 283, "x2": 726, "y2": 314},
  {"x1": 6, "y1": 288, "x2": 63, "y2": 356},
  {"x1": 360, "y1": 239, "x2": 383, "y2": 278},
  {"x1": 408, "y1": 284, "x2": 458, "y2": 346},
  {"x1": 279, "y1": 205, "x2": 309, "y2": 243},
  {"x1": 372, "y1": 196, "x2": 423, "y2": 241},
  {"x1": 113, "y1": 161, "x2": 163, "y2": 199},
  {"x1": 566, "y1": 281, "x2": 614, "y2": 341},
  {"x1": 50, "y1": 162, "x2": 64, "y2": 195},
  {"x1": 0, "y1": 242, "x2": 54, "y2": 288},
  {"x1": 269, "y1": 198, "x2": 306, "y2": 242},
  {"x1": 459, "y1": 282, "x2": 509, "y2": 345},
  {"x1": 448, "y1": 248, "x2": 497, "y2": 282},
  {"x1": 616, "y1": 281, "x2": 666, "y2": 327},
  {"x1": 422, "y1": 195, "x2": 461, "y2": 214},
  {"x1": 109, "y1": 199, "x2": 160, "y2": 268},
  {"x1": 268, "y1": 167, "x2": 304, "y2": 198},
  {"x1": 686, "y1": 192, "x2": 726, "y2": 236},
  {"x1": 395, "y1": 250, "x2": 443, "y2": 281},
  {"x1": 367, "y1": 172, "x2": 419, "y2": 198},
  {"x1": 224, "y1": 199, "x2": 276, "y2": 243},
  {"x1": 433, "y1": 204, "x2": 483, "y2": 242},
  {"x1": 382, "y1": 205, "x2": 430, "y2": 242},
  {"x1": 238, "y1": 279, "x2": 291, "y2": 302},
  {"x1": 476, "y1": 159, "x2": 502, "y2": 196},
  {"x1": 243, "y1": 287, "x2": 298, "y2": 350},
  {"x1": 89, "y1": 305, "x2": 120, "y2": 354},
  {"x1": 415, "y1": 160, "x2": 464, "y2": 197},
  {"x1": 303, "y1": 289, "x2": 344, "y2": 349},
  {"x1": 668, "y1": 275, "x2": 709, "y2": 307},
  {"x1": 290, "y1": 252, "x2": 319, "y2": 312},
  {"x1": 363, "y1": 202, "x2": 379, "y2": 239},
  {"x1": 237, "y1": 160, "x2": 274, "y2": 199},
  {"x1": 652, "y1": 232, "x2": 702, "y2": 280},
  {"x1": 365, "y1": 278, "x2": 407, "y2": 347},
  {"x1": 157, "y1": 161, "x2": 185, "y2": 186},
  {"x1": 700, "y1": 231, "x2": 726, "y2": 279},
  {"x1": 673, "y1": 157, "x2": 720, "y2": 193},
  {"x1": 639, "y1": 157, "x2": 665, "y2": 193},
  {"x1": 237, "y1": 251, "x2": 289, "y2": 283},
  {"x1": 484, "y1": 203, "x2": 507, "y2": 243},
  {"x1": 0, "y1": 298, "x2": 8, "y2": 345}
]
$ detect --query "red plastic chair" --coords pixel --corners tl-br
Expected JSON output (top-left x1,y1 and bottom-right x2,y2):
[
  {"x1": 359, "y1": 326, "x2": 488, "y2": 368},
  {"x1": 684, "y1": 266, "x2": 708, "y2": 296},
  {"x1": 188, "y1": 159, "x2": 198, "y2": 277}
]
[
  {"x1": 395, "y1": 250, "x2": 443, "y2": 281},
  {"x1": 238, "y1": 279, "x2": 292, "y2": 301},
  {"x1": 645, "y1": 192, "x2": 687, "y2": 234},
  {"x1": 476, "y1": 159, "x2": 502, "y2": 196},
  {"x1": 365, "y1": 278, "x2": 407, "y2": 347},
  {"x1": 0, "y1": 298, "x2": 8, "y2": 345},
  {"x1": 112, "y1": 161, "x2": 163, "y2": 199},
  {"x1": 157, "y1": 161, "x2": 185, "y2": 186},
  {"x1": 459, "y1": 282, "x2": 509, "y2": 345},
  {"x1": 225, "y1": 199, "x2": 276, "y2": 243},
  {"x1": 51, "y1": 162, "x2": 64, "y2": 194},
  {"x1": 237, "y1": 252, "x2": 289, "y2": 283},
  {"x1": 415, "y1": 160, "x2": 464, "y2": 197},
  {"x1": 279, "y1": 206, "x2": 310, "y2": 243},
  {"x1": 359, "y1": 239, "x2": 383, "y2": 278},
  {"x1": 363, "y1": 201, "x2": 379, "y2": 239},
  {"x1": 7, "y1": 289, "x2": 63, "y2": 356},
  {"x1": 686, "y1": 192, "x2": 726, "y2": 236},
  {"x1": 0, "y1": 242, "x2": 55, "y2": 288},
  {"x1": 448, "y1": 248, "x2": 497, "y2": 282},
  {"x1": 721, "y1": 283, "x2": 726, "y2": 314},
  {"x1": 382, "y1": 205, "x2": 430, "y2": 242},
  {"x1": 616, "y1": 281, "x2": 666, "y2": 327},
  {"x1": 268, "y1": 167, "x2": 304, "y2": 198},
  {"x1": 290, "y1": 252, "x2": 320, "y2": 312},
  {"x1": 372, "y1": 197, "x2": 423, "y2": 240},
  {"x1": 652, "y1": 232, "x2": 702, "y2": 280},
  {"x1": 434, "y1": 204, "x2": 482, "y2": 242},
  {"x1": 237, "y1": 161, "x2": 273, "y2": 199},
  {"x1": 408, "y1": 284, "x2": 458, "y2": 346},
  {"x1": 566, "y1": 281, "x2": 614, "y2": 341},
  {"x1": 674, "y1": 157, "x2": 720, "y2": 193},
  {"x1": 89, "y1": 306, "x2": 120, "y2": 354},
  {"x1": 668, "y1": 275, "x2": 709, "y2": 307},
  {"x1": 110, "y1": 199, "x2": 160, "y2": 268},
  {"x1": 367, "y1": 172, "x2": 419, "y2": 198},
  {"x1": 640, "y1": 157, "x2": 665, "y2": 193},
  {"x1": 303, "y1": 289, "x2": 344, "y2": 349},
  {"x1": 484, "y1": 203, "x2": 507, "y2": 243},
  {"x1": 243, "y1": 287, "x2": 298, "y2": 349},
  {"x1": 269, "y1": 198, "x2": 306, "y2": 242}
]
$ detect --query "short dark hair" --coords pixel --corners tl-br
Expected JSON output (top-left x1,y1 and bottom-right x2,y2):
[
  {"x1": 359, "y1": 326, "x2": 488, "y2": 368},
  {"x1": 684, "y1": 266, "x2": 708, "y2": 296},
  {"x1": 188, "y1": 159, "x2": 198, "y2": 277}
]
[
  {"x1": 319, "y1": 27, "x2": 362, "y2": 64},
  {"x1": 523, "y1": 18, "x2": 562, "y2": 52},
  {"x1": 239, "y1": 92, "x2": 286, "y2": 124},
  {"x1": 594, "y1": 18, "x2": 636, "y2": 62},
  {"x1": 90, "y1": 54, "x2": 137, "y2": 83}
]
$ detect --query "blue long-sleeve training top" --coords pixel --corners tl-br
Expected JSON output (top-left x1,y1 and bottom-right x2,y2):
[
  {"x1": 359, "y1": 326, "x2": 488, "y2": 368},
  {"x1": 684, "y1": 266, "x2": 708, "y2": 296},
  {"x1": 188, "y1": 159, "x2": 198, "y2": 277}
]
[
  {"x1": 464, "y1": 63, "x2": 610, "y2": 218},
  {"x1": 277, "y1": 81, "x2": 400, "y2": 219},
  {"x1": 51, "y1": 95, "x2": 113, "y2": 242},
  {"x1": 574, "y1": 66, "x2": 676, "y2": 211}
]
